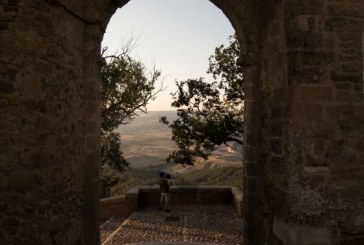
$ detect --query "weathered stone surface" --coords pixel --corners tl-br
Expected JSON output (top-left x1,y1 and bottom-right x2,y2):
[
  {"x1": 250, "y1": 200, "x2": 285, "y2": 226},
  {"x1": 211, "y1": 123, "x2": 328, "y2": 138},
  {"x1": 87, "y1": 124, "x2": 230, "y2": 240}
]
[{"x1": 0, "y1": 0, "x2": 363, "y2": 244}]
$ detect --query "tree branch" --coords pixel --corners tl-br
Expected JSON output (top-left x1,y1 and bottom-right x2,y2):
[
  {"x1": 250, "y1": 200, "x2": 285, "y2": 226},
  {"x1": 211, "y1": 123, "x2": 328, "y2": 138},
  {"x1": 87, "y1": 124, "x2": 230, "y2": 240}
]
[{"x1": 226, "y1": 137, "x2": 243, "y2": 145}]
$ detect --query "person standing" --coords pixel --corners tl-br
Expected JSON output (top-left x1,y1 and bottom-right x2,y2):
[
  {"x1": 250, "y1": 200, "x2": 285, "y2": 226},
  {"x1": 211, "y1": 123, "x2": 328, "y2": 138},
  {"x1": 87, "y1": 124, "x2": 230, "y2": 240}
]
[{"x1": 159, "y1": 172, "x2": 171, "y2": 212}]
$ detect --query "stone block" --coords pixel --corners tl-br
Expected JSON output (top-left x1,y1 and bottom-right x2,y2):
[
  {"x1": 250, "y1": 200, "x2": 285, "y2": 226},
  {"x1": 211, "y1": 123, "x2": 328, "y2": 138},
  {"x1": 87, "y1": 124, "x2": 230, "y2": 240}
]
[
  {"x1": 300, "y1": 51, "x2": 335, "y2": 67},
  {"x1": 273, "y1": 217, "x2": 332, "y2": 245},
  {"x1": 299, "y1": 226, "x2": 332, "y2": 245},
  {"x1": 300, "y1": 85, "x2": 333, "y2": 102},
  {"x1": 245, "y1": 132, "x2": 260, "y2": 146},
  {"x1": 293, "y1": 15, "x2": 311, "y2": 32},
  {"x1": 331, "y1": 73, "x2": 361, "y2": 84},
  {"x1": 271, "y1": 138, "x2": 283, "y2": 155},
  {"x1": 272, "y1": 86, "x2": 290, "y2": 103},
  {"x1": 269, "y1": 21, "x2": 283, "y2": 38},
  {"x1": 336, "y1": 90, "x2": 362, "y2": 103},
  {"x1": 270, "y1": 122, "x2": 283, "y2": 137},
  {"x1": 270, "y1": 105, "x2": 283, "y2": 118},
  {"x1": 327, "y1": 3, "x2": 364, "y2": 17},
  {"x1": 8, "y1": 170, "x2": 37, "y2": 191},
  {"x1": 270, "y1": 156, "x2": 288, "y2": 175},
  {"x1": 244, "y1": 176, "x2": 261, "y2": 196},
  {"x1": 290, "y1": 30, "x2": 324, "y2": 49},
  {"x1": 85, "y1": 135, "x2": 98, "y2": 151},
  {"x1": 244, "y1": 82, "x2": 259, "y2": 100},
  {"x1": 289, "y1": 59, "x2": 328, "y2": 84},
  {"x1": 245, "y1": 160, "x2": 260, "y2": 177},
  {"x1": 99, "y1": 195, "x2": 136, "y2": 221},
  {"x1": 335, "y1": 83, "x2": 352, "y2": 90},
  {"x1": 291, "y1": 103, "x2": 323, "y2": 122},
  {"x1": 313, "y1": 138, "x2": 326, "y2": 157},
  {"x1": 244, "y1": 145, "x2": 260, "y2": 163},
  {"x1": 342, "y1": 234, "x2": 364, "y2": 245},
  {"x1": 325, "y1": 17, "x2": 363, "y2": 31},
  {"x1": 304, "y1": 154, "x2": 328, "y2": 168},
  {"x1": 303, "y1": 166, "x2": 330, "y2": 175},
  {"x1": 290, "y1": 0, "x2": 326, "y2": 14},
  {"x1": 331, "y1": 153, "x2": 360, "y2": 169},
  {"x1": 0, "y1": 81, "x2": 16, "y2": 94},
  {"x1": 341, "y1": 62, "x2": 362, "y2": 74}
]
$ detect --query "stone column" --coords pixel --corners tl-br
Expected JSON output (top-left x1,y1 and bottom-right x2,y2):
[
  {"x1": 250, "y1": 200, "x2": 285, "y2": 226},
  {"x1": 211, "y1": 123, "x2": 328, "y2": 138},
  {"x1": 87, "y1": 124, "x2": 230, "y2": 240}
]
[{"x1": 0, "y1": 1, "x2": 100, "y2": 244}]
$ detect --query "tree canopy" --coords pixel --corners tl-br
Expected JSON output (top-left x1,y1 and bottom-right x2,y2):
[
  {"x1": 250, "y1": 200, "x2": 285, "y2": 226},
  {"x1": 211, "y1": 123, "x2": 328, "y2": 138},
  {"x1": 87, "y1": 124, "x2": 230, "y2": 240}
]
[
  {"x1": 101, "y1": 47, "x2": 162, "y2": 171},
  {"x1": 101, "y1": 50, "x2": 161, "y2": 134},
  {"x1": 160, "y1": 35, "x2": 244, "y2": 165}
]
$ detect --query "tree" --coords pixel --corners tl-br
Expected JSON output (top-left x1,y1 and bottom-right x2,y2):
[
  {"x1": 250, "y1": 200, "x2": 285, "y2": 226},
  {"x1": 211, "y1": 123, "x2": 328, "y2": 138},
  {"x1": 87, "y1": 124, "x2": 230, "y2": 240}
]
[
  {"x1": 101, "y1": 45, "x2": 162, "y2": 172},
  {"x1": 101, "y1": 132, "x2": 128, "y2": 171},
  {"x1": 160, "y1": 35, "x2": 243, "y2": 165}
]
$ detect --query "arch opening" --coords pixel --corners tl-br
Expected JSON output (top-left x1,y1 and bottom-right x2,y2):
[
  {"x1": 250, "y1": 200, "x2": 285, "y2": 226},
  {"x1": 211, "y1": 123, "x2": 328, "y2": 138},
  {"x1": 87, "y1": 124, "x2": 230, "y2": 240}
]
[{"x1": 96, "y1": 1, "x2": 250, "y2": 244}]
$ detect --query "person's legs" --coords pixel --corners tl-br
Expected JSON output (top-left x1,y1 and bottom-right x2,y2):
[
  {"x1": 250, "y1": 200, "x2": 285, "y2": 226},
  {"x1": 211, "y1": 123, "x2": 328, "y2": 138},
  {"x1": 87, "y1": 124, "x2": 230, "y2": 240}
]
[
  {"x1": 159, "y1": 193, "x2": 165, "y2": 210},
  {"x1": 164, "y1": 193, "x2": 170, "y2": 212}
]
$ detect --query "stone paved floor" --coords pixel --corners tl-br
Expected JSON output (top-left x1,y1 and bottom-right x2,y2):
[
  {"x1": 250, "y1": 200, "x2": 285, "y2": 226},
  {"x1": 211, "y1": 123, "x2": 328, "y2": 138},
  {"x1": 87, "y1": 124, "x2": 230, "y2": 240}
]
[{"x1": 102, "y1": 204, "x2": 243, "y2": 245}]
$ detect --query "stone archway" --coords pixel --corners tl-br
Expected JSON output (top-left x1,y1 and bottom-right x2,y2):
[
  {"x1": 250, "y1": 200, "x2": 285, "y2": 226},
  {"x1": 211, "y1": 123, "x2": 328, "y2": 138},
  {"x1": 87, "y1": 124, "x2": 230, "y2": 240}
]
[
  {"x1": 1, "y1": 0, "x2": 364, "y2": 245},
  {"x1": 93, "y1": 0, "x2": 266, "y2": 244}
]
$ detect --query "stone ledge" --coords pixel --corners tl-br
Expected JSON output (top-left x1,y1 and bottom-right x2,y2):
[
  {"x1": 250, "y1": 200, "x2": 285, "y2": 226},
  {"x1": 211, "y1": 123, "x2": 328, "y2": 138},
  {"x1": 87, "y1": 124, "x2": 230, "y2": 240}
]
[
  {"x1": 273, "y1": 217, "x2": 332, "y2": 245},
  {"x1": 138, "y1": 186, "x2": 233, "y2": 192},
  {"x1": 100, "y1": 195, "x2": 126, "y2": 205},
  {"x1": 100, "y1": 186, "x2": 244, "y2": 221}
]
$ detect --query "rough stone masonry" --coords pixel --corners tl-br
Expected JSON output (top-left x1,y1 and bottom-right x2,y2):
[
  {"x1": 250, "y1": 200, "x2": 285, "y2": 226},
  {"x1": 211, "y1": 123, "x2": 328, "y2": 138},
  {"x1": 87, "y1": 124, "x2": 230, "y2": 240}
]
[{"x1": 0, "y1": 0, "x2": 363, "y2": 244}]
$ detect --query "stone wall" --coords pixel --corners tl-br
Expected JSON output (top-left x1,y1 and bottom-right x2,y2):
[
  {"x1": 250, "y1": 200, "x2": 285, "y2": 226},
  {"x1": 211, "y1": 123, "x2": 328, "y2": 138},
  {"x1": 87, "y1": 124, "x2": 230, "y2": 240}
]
[
  {"x1": 258, "y1": 1, "x2": 291, "y2": 244},
  {"x1": 138, "y1": 186, "x2": 233, "y2": 207},
  {"x1": 99, "y1": 186, "x2": 244, "y2": 221},
  {"x1": 99, "y1": 188, "x2": 138, "y2": 221},
  {"x1": 0, "y1": 0, "x2": 363, "y2": 244},
  {"x1": 0, "y1": 1, "x2": 101, "y2": 244},
  {"x1": 286, "y1": 1, "x2": 364, "y2": 244},
  {"x1": 259, "y1": 0, "x2": 364, "y2": 244}
]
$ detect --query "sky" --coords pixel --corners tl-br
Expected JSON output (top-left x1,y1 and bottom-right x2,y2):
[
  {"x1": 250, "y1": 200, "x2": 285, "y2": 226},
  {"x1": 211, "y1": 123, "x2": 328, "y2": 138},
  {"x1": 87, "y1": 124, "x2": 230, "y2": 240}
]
[{"x1": 101, "y1": 0, "x2": 235, "y2": 111}]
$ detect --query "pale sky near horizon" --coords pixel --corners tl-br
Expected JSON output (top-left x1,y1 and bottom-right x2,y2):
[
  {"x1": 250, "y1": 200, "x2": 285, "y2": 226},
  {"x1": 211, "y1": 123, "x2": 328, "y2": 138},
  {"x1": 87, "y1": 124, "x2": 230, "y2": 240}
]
[{"x1": 102, "y1": 0, "x2": 234, "y2": 111}]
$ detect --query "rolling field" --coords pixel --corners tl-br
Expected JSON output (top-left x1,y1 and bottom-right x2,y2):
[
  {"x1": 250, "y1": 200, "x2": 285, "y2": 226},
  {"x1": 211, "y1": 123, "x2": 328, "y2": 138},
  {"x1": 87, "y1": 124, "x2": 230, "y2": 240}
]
[{"x1": 106, "y1": 111, "x2": 244, "y2": 197}]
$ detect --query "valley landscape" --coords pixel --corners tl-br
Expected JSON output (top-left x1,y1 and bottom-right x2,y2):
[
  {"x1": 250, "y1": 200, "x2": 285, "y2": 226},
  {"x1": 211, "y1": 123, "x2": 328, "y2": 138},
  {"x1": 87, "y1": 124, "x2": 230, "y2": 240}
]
[{"x1": 106, "y1": 111, "x2": 244, "y2": 197}]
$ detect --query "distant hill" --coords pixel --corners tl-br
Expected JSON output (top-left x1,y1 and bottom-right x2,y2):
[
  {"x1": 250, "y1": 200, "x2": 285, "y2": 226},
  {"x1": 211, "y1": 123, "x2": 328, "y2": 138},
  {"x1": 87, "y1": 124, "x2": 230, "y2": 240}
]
[
  {"x1": 116, "y1": 111, "x2": 243, "y2": 170},
  {"x1": 104, "y1": 111, "x2": 244, "y2": 198},
  {"x1": 116, "y1": 111, "x2": 178, "y2": 168}
]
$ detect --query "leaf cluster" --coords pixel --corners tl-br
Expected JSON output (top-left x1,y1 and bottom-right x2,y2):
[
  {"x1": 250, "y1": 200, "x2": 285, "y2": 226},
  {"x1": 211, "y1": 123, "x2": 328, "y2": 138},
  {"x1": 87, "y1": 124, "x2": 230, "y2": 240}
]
[
  {"x1": 101, "y1": 132, "x2": 129, "y2": 172},
  {"x1": 161, "y1": 35, "x2": 244, "y2": 165},
  {"x1": 101, "y1": 53, "x2": 161, "y2": 133},
  {"x1": 100, "y1": 48, "x2": 162, "y2": 172}
]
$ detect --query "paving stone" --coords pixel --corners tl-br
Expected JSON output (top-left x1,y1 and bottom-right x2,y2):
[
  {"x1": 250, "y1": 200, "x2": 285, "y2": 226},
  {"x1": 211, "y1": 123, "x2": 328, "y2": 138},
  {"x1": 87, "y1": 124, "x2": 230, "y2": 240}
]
[
  {"x1": 101, "y1": 216, "x2": 129, "y2": 244},
  {"x1": 102, "y1": 204, "x2": 243, "y2": 245}
]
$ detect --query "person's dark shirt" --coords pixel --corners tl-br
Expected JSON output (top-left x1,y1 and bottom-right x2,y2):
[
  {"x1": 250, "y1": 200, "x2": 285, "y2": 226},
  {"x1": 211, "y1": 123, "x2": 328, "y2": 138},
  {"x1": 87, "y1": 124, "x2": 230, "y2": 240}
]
[{"x1": 159, "y1": 178, "x2": 170, "y2": 193}]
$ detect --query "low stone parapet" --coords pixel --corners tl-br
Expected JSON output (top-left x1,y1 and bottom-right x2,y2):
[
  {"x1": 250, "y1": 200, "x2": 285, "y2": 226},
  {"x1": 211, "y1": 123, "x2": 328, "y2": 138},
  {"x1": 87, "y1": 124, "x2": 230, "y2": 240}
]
[
  {"x1": 100, "y1": 187, "x2": 139, "y2": 221},
  {"x1": 138, "y1": 186, "x2": 233, "y2": 206},
  {"x1": 100, "y1": 186, "x2": 244, "y2": 221}
]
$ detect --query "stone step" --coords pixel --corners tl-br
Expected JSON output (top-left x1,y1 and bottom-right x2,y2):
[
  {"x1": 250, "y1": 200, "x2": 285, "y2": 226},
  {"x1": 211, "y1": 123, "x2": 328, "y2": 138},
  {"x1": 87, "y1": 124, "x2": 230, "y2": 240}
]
[{"x1": 100, "y1": 216, "x2": 129, "y2": 244}]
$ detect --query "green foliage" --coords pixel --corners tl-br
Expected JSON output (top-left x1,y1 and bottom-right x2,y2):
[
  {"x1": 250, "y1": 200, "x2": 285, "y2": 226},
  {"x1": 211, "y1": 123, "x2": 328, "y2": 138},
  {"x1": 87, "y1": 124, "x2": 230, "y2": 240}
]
[
  {"x1": 208, "y1": 35, "x2": 244, "y2": 101},
  {"x1": 100, "y1": 49, "x2": 161, "y2": 173},
  {"x1": 100, "y1": 165, "x2": 122, "y2": 198},
  {"x1": 161, "y1": 35, "x2": 244, "y2": 165},
  {"x1": 101, "y1": 132, "x2": 128, "y2": 171},
  {"x1": 101, "y1": 52, "x2": 161, "y2": 133}
]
